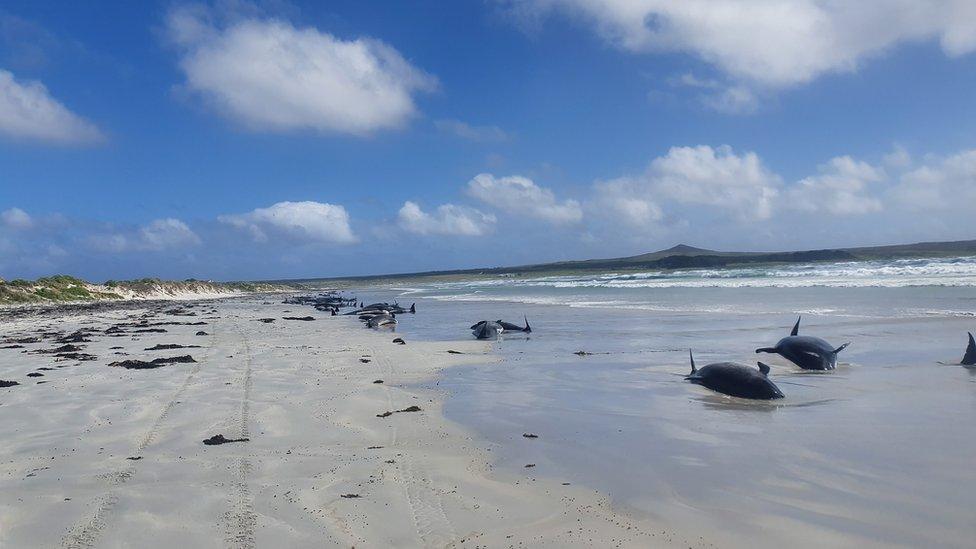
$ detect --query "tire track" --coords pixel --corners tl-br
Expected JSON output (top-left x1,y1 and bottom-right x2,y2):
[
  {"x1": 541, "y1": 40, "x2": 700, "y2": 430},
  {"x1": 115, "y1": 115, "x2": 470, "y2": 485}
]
[
  {"x1": 369, "y1": 346, "x2": 459, "y2": 548},
  {"x1": 223, "y1": 320, "x2": 256, "y2": 549},
  {"x1": 61, "y1": 311, "x2": 220, "y2": 548}
]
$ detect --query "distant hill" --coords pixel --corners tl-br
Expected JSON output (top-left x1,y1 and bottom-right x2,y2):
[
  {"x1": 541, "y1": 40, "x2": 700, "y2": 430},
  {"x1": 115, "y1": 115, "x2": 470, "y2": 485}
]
[{"x1": 307, "y1": 238, "x2": 976, "y2": 284}]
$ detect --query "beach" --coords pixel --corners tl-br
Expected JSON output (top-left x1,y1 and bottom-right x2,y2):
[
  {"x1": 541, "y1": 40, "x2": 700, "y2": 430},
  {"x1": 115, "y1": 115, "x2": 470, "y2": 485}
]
[
  {"x1": 0, "y1": 297, "x2": 681, "y2": 548},
  {"x1": 3, "y1": 255, "x2": 976, "y2": 548}
]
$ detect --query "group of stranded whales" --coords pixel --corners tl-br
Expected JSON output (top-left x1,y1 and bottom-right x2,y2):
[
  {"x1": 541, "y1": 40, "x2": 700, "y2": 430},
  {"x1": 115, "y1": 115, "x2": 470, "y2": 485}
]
[
  {"x1": 346, "y1": 301, "x2": 416, "y2": 330},
  {"x1": 688, "y1": 316, "x2": 848, "y2": 400},
  {"x1": 284, "y1": 294, "x2": 976, "y2": 401},
  {"x1": 688, "y1": 317, "x2": 976, "y2": 400}
]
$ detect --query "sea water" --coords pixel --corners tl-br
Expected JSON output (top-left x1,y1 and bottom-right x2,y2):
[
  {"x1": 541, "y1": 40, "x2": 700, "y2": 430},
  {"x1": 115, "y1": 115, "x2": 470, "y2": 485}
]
[{"x1": 350, "y1": 256, "x2": 976, "y2": 547}]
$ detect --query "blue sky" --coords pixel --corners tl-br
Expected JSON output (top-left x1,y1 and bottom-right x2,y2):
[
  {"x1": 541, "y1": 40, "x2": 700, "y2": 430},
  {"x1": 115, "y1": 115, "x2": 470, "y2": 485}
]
[{"x1": 2, "y1": 1, "x2": 976, "y2": 281}]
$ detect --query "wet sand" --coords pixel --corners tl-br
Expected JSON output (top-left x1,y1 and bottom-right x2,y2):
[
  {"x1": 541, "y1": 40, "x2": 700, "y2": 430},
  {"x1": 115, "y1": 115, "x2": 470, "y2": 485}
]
[
  {"x1": 416, "y1": 289, "x2": 976, "y2": 549},
  {"x1": 0, "y1": 297, "x2": 682, "y2": 548}
]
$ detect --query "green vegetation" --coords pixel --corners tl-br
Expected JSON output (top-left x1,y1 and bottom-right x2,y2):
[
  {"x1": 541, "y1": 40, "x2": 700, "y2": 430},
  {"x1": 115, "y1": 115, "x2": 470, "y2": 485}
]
[{"x1": 0, "y1": 275, "x2": 291, "y2": 306}]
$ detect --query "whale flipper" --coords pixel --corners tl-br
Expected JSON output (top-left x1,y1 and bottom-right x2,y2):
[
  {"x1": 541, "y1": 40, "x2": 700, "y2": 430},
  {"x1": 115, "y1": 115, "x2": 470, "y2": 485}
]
[
  {"x1": 833, "y1": 342, "x2": 850, "y2": 355},
  {"x1": 791, "y1": 316, "x2": 801, "y2": 336},
  {"x1": 757, "y1": 362, "x2": 770, "y2": 376},
  {"x1": 963, "y1": 332, "x2": 976, "y2": 366}
]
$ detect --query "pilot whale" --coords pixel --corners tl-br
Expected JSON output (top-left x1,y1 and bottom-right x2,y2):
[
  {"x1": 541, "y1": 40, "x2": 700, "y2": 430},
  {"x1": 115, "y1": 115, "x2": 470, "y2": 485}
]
[
  {"x1": 685, "y1": 350, "x2": 784, "y2": 400},
  {"x1": 756, "y1": 316, "x2": 849, "y2": 371},
  {"x1": 471, "y1": 320, "x2": 504, "y2": 339},
  {"x1": 961, "y1": 332, "x2": 976, "y2": 366}
]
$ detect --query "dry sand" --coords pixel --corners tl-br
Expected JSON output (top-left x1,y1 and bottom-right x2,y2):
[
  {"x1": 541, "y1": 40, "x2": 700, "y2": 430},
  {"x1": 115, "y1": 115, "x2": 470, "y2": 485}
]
[{"x1": 0, "y1": 297, "x2": 686, "y2": 548}]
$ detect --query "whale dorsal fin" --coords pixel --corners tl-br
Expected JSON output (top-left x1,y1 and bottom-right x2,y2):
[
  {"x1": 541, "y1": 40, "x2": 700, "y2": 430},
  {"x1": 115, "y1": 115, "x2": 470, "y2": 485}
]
[
  {"x1": 758, "y1": 362, "x2": 770, "y2": 376},
  {"x1": 791, "y1": 316, "x2": 801, "y2": 336},
  {"x1": 524, "y1": 315, "x2": 531, "y2": 333},
  {"x1": 689, "y1": 349, "x2": 697, "y2": 374},
  {"x1": 963, "y1": 332, "x2": 976, "y2": 365}
]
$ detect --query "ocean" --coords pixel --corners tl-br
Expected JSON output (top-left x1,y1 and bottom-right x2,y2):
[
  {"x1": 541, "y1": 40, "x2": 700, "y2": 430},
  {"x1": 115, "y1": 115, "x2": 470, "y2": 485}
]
[{"x1": 348, "y1": 256, "x2": 976, "y2": 547}]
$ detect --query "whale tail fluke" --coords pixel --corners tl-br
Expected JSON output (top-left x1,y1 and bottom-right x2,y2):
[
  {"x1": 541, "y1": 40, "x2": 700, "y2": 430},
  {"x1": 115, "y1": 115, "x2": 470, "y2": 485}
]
[
  {"x1": 757, "y1": 362, "x2": 770, "y2": 376},
  {"x1": 791, "y1": 316, "x2": 801, "y2": 336},
  {"x1": 963, "y1": 332, "x2": 976, "y2": 365},
  {"x1": 756, "y1": 346, "x2": 777, "y2": 354},
  {"x1": 523, "y1": 315, "x2": 531, "y2": 333},
  {"x1": 833, "y1": 342, "x2": 850, "y2": 355},
  {"x1": 688, "y1": 349, "x2": 697, "y2": 375}
]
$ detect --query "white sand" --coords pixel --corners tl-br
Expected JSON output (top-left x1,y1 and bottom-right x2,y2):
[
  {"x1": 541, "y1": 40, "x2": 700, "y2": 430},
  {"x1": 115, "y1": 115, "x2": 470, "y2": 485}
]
[{"x1": 0, "y1": 298, "x2": 687, "y2": 548}]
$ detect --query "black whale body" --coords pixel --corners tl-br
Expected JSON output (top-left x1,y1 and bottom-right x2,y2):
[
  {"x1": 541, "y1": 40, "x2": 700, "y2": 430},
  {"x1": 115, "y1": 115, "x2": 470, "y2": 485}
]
[
  {"x1": 685, "y1": 351, "x2": 784, "y2": 400},
  {"x1": 756, "y1": 317, "x2": 849, "y2": 371}
]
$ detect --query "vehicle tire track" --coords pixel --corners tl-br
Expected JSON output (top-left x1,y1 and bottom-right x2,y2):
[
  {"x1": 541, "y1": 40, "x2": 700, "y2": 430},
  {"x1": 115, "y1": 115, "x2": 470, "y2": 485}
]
[
  {"x1": 369, "y1": 346, "x2": 459, "y2": 548},
  {"x1": 61, "y1": 314, "x2": 220, "y2": 549},
  {"x1": 223, "y1": 321, "x2": 256, "y2": 549}
]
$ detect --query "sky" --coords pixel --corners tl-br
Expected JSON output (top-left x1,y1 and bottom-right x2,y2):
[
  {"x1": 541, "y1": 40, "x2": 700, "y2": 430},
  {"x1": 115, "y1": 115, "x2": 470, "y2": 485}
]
[{"x1": 2, "y1": 0, "x2": 976, "y2": 281}]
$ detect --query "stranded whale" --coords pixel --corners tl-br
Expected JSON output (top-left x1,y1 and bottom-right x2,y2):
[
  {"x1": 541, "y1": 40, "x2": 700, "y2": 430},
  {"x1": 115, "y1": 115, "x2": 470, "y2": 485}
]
[
  {"x1": 471, "y1": 317, "x2": 531, "y2": 338},
  {"x1": 961, "y1": 332, "x2": 976, "y2": 366},
  {"x1": 685, "y1": 350, "x2": 785, "y2": 400},
  {"x1": 756, "y1": 316, "x2": 849, "y2": 371},
  {"x1": 471, "y1": 321, "x2": 504, "y2": 339}
]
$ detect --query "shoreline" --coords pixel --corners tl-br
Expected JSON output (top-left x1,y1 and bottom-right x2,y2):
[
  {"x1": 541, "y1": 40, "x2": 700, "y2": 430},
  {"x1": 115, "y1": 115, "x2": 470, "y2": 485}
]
[{"x1": 0, "y1": 295, "x2": 690, "y2": 547}]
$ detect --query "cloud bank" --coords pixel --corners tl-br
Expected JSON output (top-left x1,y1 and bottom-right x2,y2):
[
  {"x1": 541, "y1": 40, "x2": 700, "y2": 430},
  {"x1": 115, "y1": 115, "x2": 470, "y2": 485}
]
[{"x1": 506, "y1": 0, "x2": 976, "y2": 110}]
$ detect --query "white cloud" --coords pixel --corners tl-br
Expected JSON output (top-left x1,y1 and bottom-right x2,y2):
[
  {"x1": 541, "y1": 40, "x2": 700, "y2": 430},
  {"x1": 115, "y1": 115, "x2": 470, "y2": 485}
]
[
  {"x1": 219, "y1": 201, "x2": 356, "y2": 244},
  {"x1": 435, "y1": 119, "x2": 509, "y2": 142},
  {"x1": 88, "y1": 218, "x2": 201, "y2": 253},
  {"x1": 1, "y1": 207, "x2": 33, "y2": 229},
  {"x1": 397, "y1": 201, "x2": 496, "y2": 236},
  {"x1": 891, "y1": 149, "x2": 976, "y2": 210},
  {"x1": 647, "y1": 145, "x2": 780, "y2": 219},
  {"x1": 466, "y1": 173, "x2": 583, "y2": 224},
  {"x1": 166, "y1": 7, "x2": 436, "y2": 135},
  {"x1": 139, "y1": 218, "x2": 202, "y2": 250},
  {"x1": 508, "y1": 1, "x2": 976, "y2": 91},
  {"x1": 0, "y1": 69, "x2": 103, "y2": 144},
  {"x1": 591, "y1": 177, "x2": 663, "y2": 229},
  {"x1": 787, "y1": 156, "x2": 885, "y2": 215},
  {"x1": 699, "y1": 85, "x2": 759, "y2": 115}
]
